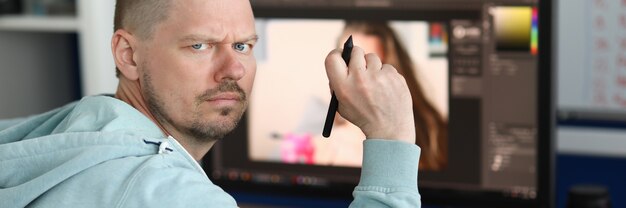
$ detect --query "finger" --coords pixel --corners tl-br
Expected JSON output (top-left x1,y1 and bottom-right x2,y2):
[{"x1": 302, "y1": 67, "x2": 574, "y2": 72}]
[
  {"x1": 325, "y1": 49, "x2": 348, "y2": 88},
  {"x1": 365, "y1": 53, "x2": 382, "y2": 72},
  {"x1": 381, "y1": 63, "x2": 399, "y2": 74},
  {"x1": 348, "y1": 46, "x2": 367, "y2": 74}
]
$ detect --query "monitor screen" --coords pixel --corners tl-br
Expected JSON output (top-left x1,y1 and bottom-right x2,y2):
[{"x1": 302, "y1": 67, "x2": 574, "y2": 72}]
[
  {"x1": 204, "y1": 0, "x2": 553, "y2": 207},
  {"x1": 249, "y1": 19, "x2": 449, "y2": 169}
]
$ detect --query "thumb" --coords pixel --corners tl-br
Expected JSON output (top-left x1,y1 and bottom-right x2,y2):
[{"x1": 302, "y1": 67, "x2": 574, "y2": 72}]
[{"x1": 325, "y1": 49, "x2": 348, "y2": 91}]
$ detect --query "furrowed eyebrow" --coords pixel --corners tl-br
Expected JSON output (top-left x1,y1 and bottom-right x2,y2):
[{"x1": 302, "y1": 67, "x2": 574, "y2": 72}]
[
  {"x1": 240, "y1": 35, "x2": 259, "y2": 43},
  {"x1": 179, "y1": 35, "x2": 220, "y2": 43},
  {"x1": 179, "y1": 34, "x2": 259, "y2": 44}
]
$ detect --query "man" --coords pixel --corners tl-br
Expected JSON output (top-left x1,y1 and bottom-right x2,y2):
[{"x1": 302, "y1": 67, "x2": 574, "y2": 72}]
[{"x1": 0, "y1": 0, "x2": 421, "y2": 207}]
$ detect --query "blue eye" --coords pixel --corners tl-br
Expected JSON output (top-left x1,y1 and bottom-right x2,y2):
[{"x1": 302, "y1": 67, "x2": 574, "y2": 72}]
[
  {"x1": 191, "y1": 43, "x2": 208, "y2": 50},
  {"x1": 233, "y1": 43, "x2": 251, "y2": 53}
]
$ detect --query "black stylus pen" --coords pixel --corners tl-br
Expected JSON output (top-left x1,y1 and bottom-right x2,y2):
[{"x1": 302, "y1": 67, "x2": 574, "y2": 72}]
[{"x1": 323, "y1": 35, "x2": 353, "y2": 138}]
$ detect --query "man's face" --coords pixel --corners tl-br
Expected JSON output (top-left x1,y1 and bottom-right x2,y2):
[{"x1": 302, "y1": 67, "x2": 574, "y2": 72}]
[{"x1": 136, "y1": 0, "x2": 257, "y2": 141}]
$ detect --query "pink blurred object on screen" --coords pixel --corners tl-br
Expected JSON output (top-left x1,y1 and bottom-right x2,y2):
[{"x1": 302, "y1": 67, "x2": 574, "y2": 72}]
[{"x1": 280, "y1": 133, "x2": 315, "y2": 164}]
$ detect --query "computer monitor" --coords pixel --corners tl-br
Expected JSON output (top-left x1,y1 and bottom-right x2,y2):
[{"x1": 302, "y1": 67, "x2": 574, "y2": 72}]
[{"x1": 203, "y1": 0, "x2": 554, "y2": 207}]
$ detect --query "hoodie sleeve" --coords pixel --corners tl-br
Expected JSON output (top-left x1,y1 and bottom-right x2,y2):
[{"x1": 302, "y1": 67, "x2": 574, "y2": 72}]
[{"x1": 349, "y1": 139, "x2": 422, "y2": 208}]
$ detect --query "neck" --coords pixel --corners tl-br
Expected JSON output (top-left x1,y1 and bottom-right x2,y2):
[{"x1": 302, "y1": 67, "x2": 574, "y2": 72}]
[{"x1": 115, "y1": 77, "x2": 215, "y2": 160}]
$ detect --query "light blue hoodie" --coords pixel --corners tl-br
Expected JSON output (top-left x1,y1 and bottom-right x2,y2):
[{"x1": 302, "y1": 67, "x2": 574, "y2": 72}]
[{"x1": 0, "y1": 96, "x2": 421, "y2": 207}]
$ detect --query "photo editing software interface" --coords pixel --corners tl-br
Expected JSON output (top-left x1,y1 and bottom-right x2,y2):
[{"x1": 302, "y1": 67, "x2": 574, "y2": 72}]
[{"x1": 205, "y1": 0, "x2": 545, "y2": 204}]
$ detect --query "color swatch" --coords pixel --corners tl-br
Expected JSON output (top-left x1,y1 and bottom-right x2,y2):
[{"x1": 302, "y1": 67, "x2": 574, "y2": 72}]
[{"x1": 493, "y1": 6, "x2": 534, "y2": 53}]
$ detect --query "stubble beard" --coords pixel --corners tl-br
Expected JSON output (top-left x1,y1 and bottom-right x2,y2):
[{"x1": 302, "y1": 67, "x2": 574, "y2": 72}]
[{"x1": 142, "y1": 71, "x2": 247, "y2": 143}]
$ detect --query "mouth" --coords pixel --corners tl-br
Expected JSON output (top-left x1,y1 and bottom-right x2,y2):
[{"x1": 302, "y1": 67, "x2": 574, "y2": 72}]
[
  {"x1": 206, "y1": 92, "x2": 243, "y2": 106},
  {"x1": 197, "y1": 80, "x2": 247, "y2": 109},
  {"x1": 208, "y1": 92, "x2": 242, "y2": 101}
]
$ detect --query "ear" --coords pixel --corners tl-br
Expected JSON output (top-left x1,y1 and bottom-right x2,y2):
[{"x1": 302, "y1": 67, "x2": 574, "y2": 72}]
[{"x1": 112, "y1": 29, "x2": 140, "y2": 80}]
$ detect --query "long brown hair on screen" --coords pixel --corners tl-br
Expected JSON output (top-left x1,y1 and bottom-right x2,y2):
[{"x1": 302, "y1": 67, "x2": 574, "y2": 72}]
[{"x1": 340, "y1": 20, "x2": 448, "y2": 171}]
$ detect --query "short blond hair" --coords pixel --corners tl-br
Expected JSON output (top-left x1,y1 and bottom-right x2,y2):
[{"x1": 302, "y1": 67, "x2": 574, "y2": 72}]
[
  {"x1": 114, "y1": 0, "x2": 171, "y2": 40},
  {"x1": 113, "y1": 0, "x2": 171, "y2": 77}
]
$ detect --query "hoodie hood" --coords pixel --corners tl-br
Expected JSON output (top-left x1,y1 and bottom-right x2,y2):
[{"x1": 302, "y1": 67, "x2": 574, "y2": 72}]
[{"x1": 0, "y1": 96, "x2": 169, "y2": 207}]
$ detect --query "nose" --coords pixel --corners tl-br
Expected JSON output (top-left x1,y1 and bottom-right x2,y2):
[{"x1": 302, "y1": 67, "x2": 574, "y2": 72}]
[{"x1": 214, "y1": 48, "x2": 246, "y2": 82}]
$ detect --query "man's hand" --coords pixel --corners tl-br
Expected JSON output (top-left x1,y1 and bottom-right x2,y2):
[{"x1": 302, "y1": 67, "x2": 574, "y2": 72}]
[{"x1": 325, "y1": 46, "x2": 416, "y2": 144}]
